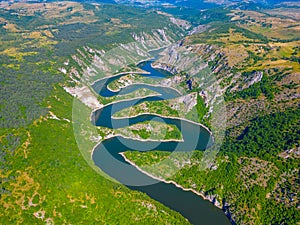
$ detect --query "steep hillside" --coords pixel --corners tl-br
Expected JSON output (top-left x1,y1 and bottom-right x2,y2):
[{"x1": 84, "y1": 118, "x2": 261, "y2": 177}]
[
  {"x1": 123, "y1": 6, "x2": 300, "y2": 225},
  {"x1": 0, "y1": 2, "x2": 189, "y2": 224},
  {"x1": 1, "y1": 1, "x2": 299, "y2": 225}
]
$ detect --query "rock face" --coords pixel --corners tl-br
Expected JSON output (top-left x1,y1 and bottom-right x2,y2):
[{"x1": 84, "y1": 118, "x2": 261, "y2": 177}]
[
  {"x1": 80, "y1": 28, "x2": 180, "y2": 82},
  {"x1": 152, "y1": 62, "x2": 178, "y2": 74},
  {"x1": 230, "y1": 71, "x2": 263, "y2": 92},
  {"x1": 174, "y1": 93, "x2": 197, "y2": 113},
  {"x1": 170, "y1": 17, "x2": 191, "y2": 30},
  {"x1": 63, "y1": 28, "x2": 184, "y2": 109},
  {"x1": 156, "y1": 10, "x2": 191, "y2": 30},
  {"x1": 63, "y1": 86, "x2": 102, "y2": 110},
  {"x1": 188, "y1": 25, "x2": 210, "y2": 35},
  {"x1": 152, "y1": 41, "x2": 228, "y2": 119}
]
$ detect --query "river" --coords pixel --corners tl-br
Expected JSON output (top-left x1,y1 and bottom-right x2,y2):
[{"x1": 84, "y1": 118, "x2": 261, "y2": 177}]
[{"x1": 91, "y1": 61, "x2": 232, "y2": 225}]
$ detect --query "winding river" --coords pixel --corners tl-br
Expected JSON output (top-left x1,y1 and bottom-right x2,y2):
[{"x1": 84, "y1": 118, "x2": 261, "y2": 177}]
[{"x1": 91, "y1": 61, "x2": 232, "y2": 225}]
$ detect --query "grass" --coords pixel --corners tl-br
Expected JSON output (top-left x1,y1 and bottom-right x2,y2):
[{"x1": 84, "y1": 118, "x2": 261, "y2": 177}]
[
  {"x1": 1, "y1": 3, "x2": 299, "y2": 225},
  {"x1": 0, "y1": 85, "x2": 189, "y2": 224},
  {"x1": 114, "y1": 95, "x2": 200, "y2": 123},
  {"x1": 120, "y1": 7, "x2": 300, "y2": 225},
  {"x1": 117, "y1": 121, "x2": 182, "y2": 141}
]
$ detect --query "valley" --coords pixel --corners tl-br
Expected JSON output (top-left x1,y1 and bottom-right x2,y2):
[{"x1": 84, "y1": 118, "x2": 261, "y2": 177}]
[{"x1": 0, "y1": 1, "x2": 299, "y2": 225}]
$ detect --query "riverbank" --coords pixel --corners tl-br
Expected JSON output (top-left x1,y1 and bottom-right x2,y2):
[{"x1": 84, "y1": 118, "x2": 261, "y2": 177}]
[
  {"x1": 120, "y1": 152, "x2": 222, "y2": 208},
  {"x1": 112, "y1": 112, "x2": 213, "y2": 137},
  {"x1": 120, "y1": 152, "x2": 237, "y2": 225},
  {"x1": 89, "y1": 59, "x2": 233, "y2": 225},
  {"x1": 91, "y1": 71, "x2": 151, "y2": 87}
]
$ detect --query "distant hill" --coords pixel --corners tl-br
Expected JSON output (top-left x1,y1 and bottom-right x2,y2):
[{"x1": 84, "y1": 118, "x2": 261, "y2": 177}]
[
  {"x1": 98, "y1": 0, "x2": 300, "y2": 7},
  {"x1": 6, "y1": 0, "x2": 298, "y2": 8}
]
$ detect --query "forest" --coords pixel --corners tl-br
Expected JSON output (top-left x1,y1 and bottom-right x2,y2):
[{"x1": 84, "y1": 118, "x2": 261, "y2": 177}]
[
  {"x1": 0, "y1": 3, "x2": 187, "y2": 224},
  {"x1": 125, "y1": 108, "x2": 300, "y2": 225},
  {"x1": 1, "y1": 2, "x2": 299, "y2": 225}
]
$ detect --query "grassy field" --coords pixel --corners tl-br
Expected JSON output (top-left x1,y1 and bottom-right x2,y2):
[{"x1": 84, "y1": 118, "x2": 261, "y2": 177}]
[
  {"x1": 1, "y1": 2, "x2": 299, "y2": 225},
  {"x1": 124, "y1": 108, "x2": 300, "y2": 225},
  {"x1": 0, "y1": 2, "x2": 189, "y2": 224},
  {"x1": 122, "y1": 6, "x2": 300, "y2": 225},
  {"x1": 0, "y1": 85, "x2": 189, "y2": 224}
]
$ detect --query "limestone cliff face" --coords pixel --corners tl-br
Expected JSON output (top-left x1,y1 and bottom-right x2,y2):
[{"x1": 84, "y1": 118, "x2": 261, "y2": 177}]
[
  {"x1": 62, "y1": 28, "x2": 184, "y2": 109},
  {"x1": 151, "y1": 40, "x2": 277, "y2": 133},
  {"x1": 152, "y1": 41, "x2": 229, "y2": 119}
]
